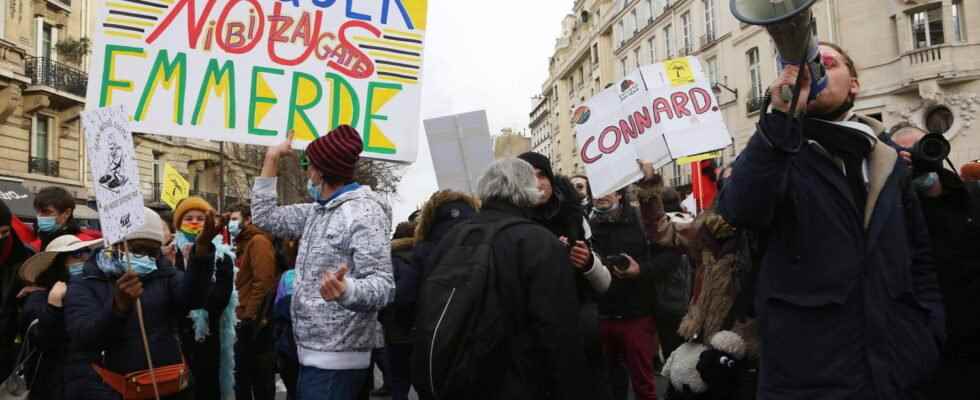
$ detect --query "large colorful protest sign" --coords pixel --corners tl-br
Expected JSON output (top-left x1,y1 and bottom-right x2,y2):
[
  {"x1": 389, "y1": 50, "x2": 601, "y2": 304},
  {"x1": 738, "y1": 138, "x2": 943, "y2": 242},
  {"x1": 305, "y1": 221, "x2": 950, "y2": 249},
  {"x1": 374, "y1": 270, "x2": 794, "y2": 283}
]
[
  {"x1": 574, "y1": 57, "x2": 732, "y2": 197},
  {"x1": 85, "y1": 0, "x2": 428, "y2": 163},
  {"x1": 82, "y1": 105, "x2": 146, "y2": 245}
]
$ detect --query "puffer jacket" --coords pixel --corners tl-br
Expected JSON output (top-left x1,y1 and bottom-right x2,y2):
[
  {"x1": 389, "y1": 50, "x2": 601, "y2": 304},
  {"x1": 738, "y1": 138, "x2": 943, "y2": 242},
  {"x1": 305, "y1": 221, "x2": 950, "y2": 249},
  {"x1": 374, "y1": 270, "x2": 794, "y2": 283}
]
[{"x1": 251, "y1": 177, "x2": 394, "y2": 359}]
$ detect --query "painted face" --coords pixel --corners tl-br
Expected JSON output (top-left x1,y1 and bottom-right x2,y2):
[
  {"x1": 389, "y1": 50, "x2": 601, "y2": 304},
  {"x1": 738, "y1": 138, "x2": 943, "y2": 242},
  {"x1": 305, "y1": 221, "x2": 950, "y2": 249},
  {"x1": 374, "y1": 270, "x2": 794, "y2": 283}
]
[{"x1": 806, "y1": 45, "x2": 859, "y2": 117}]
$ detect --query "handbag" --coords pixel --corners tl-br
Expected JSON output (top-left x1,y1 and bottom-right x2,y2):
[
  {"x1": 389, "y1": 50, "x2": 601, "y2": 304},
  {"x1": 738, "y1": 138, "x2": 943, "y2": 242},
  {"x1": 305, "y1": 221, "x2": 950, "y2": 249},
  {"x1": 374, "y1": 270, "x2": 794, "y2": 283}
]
[
  {"x1": 0, "y1": 320, "x2": 41, "y2": 400},
  {"x1": 92, "y1": 359, "x2": 189, "y2": 400}
]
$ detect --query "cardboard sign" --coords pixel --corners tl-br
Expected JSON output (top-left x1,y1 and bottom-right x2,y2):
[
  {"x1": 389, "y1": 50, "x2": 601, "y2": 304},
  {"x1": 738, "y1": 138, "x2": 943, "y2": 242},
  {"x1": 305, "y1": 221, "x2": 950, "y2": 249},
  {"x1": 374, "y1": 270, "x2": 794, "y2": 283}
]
[
  {"x1": 85, "y1": 0, "x2": 429, "y2": 163},
  {"x1": 424, "y1": 110, "x2": 494, "y2": 194},
  {"x1": 162, "y1": 163, "x2": 190, "y2": 209},
  {"x1": 574, "y1": 57, "x2": 732, "y2": 197},
  {"x1": 82, "y1": 105, "x2": 146, "y2": 245}
]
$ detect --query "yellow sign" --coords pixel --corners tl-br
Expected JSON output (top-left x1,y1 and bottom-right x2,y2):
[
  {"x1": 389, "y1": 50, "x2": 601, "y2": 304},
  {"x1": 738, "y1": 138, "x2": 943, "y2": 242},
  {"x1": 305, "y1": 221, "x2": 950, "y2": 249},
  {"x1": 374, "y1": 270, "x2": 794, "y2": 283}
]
[
  {"x1": 665, "y1": 58, "x2": 696, "y2": 87},
  {"x1": 161, "y1": 163, "x2": 189, "y2": 209},
  {"x1": 676, "y1": 151, "x2": 723, "y2": 165}
]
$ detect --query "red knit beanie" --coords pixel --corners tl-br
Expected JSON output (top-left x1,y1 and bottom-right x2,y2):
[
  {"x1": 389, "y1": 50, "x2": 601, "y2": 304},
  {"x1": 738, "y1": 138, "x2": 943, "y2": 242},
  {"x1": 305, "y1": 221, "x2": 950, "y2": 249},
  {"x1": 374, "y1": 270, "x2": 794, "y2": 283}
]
[
  {"x1": 961, "y1": 161, "x2": 980, "y2": 182},
  {"x1": 306, "y1": 125, "x2": 364, "y2": 180}
]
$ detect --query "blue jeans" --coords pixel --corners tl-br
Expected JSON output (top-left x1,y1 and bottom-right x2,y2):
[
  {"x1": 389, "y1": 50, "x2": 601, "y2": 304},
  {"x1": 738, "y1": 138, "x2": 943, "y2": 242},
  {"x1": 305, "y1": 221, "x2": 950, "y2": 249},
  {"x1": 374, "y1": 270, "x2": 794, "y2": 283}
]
[{"x1": 297, "y1": 365, "x2": 369, "y2": 400}]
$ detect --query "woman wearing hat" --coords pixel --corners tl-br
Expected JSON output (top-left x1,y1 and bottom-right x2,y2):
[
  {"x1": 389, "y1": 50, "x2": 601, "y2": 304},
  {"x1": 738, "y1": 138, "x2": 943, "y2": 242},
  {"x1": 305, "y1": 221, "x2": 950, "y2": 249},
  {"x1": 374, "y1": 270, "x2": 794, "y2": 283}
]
[
  {"x1": 16, "y1": 235, "x2": 101, "y2": 400},
  {"x1": 172, "y1": 197, "x2": 236, "y2": 400},
  {"x1": 64, "y1": 207, "x2": 221, "y2": 400}
]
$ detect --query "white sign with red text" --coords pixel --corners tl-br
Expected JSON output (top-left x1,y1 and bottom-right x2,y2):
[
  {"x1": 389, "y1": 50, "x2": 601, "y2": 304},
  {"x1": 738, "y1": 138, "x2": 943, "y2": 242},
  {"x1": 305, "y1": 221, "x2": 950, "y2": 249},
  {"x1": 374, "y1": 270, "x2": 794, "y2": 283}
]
[{"x1": 574, "y1": 57, "x2": 731, "y2": 197}]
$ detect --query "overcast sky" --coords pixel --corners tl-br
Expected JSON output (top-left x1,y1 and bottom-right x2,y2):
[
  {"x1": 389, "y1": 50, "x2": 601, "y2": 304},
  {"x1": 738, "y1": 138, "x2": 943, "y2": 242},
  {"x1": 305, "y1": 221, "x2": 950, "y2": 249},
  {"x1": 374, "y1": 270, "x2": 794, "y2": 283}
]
[{"x1": 391, "y1": 0, "x2": 573, "y2": 223}]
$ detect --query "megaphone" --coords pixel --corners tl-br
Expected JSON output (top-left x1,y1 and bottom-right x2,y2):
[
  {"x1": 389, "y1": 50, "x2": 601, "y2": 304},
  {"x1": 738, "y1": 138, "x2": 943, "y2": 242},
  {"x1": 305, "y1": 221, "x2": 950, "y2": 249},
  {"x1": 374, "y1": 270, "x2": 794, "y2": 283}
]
[{"x1": 731, "y1": 0, "x2": 826, "y2": 102}]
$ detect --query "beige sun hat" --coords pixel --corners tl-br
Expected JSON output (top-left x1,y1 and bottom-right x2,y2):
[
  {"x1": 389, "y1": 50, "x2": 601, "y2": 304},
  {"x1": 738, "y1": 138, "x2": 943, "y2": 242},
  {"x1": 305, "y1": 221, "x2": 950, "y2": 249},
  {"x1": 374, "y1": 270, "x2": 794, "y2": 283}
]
[{"x1": 19, "y1": 235, "x2": 103, "y2": 284}]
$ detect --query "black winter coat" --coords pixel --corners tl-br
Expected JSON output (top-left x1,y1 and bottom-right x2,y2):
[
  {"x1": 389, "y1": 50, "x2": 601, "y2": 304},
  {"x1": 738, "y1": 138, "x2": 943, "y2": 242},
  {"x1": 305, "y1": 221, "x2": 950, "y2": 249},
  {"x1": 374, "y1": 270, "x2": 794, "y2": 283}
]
[
  {"x1": 20, "y1": 290, "x2": 67, "y2": 400},
  {"x1": 0, "y1": 234, "x2": 33, "y2": 380},
  {"x1": 63, "y1": 247, "x2": 214, "y2": 399},
  {"x1": 421, "y1": 200, "x2": 591, "y2": 400},
  {"x1": 718, "y1": 113, "x2": 944, "y2": 400},
  {"x1": 590, "y1": 206, "x2": 655, "y2": 319},
  {"x1": 919, "y1": 169, "x2": 980, "y2": 358}
]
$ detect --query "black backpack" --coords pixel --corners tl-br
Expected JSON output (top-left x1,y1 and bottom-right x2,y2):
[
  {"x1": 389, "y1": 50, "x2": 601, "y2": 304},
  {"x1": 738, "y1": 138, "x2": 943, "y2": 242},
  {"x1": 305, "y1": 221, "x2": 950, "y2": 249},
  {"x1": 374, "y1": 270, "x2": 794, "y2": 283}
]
[{"x1": 411, "y1": 217, "x2": 531, "y2": 400}]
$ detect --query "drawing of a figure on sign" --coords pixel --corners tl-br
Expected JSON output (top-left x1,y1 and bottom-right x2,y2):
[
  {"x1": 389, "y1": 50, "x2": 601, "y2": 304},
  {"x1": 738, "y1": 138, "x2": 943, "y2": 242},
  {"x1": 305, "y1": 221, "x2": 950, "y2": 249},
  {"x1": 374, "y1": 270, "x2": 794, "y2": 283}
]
[{"x1": 99, "y1": 142, "x2": 130, "y2": 192}]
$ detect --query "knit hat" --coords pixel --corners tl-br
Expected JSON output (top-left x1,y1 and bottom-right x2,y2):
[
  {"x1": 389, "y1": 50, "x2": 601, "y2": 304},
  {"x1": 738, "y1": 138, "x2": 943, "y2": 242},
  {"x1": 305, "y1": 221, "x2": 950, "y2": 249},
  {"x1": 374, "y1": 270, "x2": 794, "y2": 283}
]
[
  {"x1": 961, "y1": 162, "x2": 980, "y2": 182},
  {"x1": 517, "y1": 152, "x2": 555, "y2": 183},
  {"x1": 172, "y1": 196, "x2": 213, "y2": 228},
  {"x1": 127, "y1": 207, "x2": 166, "y2": 243},
  {"x1": 306, "y1": 125, "x2": 364, "y2": 180}
]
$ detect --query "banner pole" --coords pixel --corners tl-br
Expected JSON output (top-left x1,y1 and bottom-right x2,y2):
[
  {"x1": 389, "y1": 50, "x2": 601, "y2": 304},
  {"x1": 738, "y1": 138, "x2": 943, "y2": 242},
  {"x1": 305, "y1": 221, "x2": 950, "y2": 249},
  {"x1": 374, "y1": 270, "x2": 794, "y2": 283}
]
[{"x1": 123, "y1": 240, "x2": 161, "y2": 400}]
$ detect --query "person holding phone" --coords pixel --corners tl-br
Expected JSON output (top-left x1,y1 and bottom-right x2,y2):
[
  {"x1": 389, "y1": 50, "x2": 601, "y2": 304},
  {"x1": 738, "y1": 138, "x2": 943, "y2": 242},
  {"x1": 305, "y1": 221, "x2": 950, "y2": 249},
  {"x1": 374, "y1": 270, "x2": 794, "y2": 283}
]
[{"x1": 589, "y1": 188, "x2": 658, "y2": 400}]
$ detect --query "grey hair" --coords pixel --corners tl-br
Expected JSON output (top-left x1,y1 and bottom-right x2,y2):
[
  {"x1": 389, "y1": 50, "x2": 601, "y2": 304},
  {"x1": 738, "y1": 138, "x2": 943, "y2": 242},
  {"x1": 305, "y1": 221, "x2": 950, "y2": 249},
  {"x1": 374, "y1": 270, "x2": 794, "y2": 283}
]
[
  {"x1": 891, "y1": 124, "x2": 928, "y2": 143},
  {"x1": 477, "y1": 158, "x2": 543, "y2": 208}
]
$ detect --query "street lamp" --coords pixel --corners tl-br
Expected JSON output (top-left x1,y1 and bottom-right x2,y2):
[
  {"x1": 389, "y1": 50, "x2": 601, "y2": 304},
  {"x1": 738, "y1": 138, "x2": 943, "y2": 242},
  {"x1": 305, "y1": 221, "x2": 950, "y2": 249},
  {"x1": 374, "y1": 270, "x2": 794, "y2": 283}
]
[{"x1": 711, "y1": 82, "x2": 738, "y2": 98}]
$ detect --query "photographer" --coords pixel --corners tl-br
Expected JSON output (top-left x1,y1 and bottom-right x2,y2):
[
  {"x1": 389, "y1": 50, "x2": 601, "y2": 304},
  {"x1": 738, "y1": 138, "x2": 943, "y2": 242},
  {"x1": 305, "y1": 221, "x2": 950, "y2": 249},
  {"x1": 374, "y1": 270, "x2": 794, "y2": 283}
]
[
  {"x1": 891, "y1": 126, "x2": 980, "y2": 399},
  {"x1": 589, "y1": 188, "x2": 657, "y2": 400},
  {"x1": 717, "y1": 42, "x2": 943, "y2": 399}
]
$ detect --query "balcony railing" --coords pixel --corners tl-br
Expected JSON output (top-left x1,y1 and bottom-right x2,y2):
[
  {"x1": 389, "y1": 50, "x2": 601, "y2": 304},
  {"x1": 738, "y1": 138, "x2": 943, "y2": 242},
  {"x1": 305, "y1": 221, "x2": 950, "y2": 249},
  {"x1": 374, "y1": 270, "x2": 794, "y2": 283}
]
[
  {"x1": 25, "y1": 57, "x2": 87, "y2": 98},
  {"x1": 29, "y1": 157, "x2": 60, "y2": 177},
  {"x1": 746, "y1": 95, "x2": 765, "y2": 114},
  {"x1": 907, "y1": 46, "x2": 942, "y2": 65},
  {"x1": 190, "y1": 190, "x2": 220, "y2": 207}
]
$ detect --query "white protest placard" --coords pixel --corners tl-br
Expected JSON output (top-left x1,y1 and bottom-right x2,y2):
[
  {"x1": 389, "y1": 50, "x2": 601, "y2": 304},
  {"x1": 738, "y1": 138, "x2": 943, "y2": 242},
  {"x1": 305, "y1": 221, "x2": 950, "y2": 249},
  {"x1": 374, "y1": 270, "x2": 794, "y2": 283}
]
[
  {"x1": 82, "y1": 105, "x2": 146, "y2": 245},
  {"x1": 85, "y1": 0, "x2": 429, "y2": 163},
  {"x1": 424, "y1": 110, "x2": 494, "y2": 194},
  {"x1": 574, "y1": 57, "x2": 732, "y2": 197}
]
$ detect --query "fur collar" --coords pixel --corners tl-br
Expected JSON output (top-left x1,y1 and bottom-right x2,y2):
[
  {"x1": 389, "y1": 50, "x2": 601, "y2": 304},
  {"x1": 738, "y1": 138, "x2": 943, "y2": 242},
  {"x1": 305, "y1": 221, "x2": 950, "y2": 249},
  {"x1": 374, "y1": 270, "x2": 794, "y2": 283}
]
[{"x1": 414, "y1": 190, "x2": 480, "y2": 242}]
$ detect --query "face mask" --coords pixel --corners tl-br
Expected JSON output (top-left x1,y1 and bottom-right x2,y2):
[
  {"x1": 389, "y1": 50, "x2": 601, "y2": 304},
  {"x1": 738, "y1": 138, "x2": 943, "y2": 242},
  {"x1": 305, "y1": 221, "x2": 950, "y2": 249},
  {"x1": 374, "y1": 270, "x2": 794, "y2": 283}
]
[
  {"x1": 96, "y1": 250, "x2": 126, "y2": 278},
  {"x1": 228, "y1": 220, "x2": 242, "y2": 237},
  {"x1": 180, "y1": 222, "x2": 203, "y2": 237},
  {"x1": 307, "y1": 179, "x2": 322, "y2": 202},
  {"x1": 912, "y1": 172, "x2": 939, "y2": 193},
  {"x1": 37, "y1": 216, "x2": 60, "y2": 233},
  {"x1": 129, "y1": 255, "x2": 158, "y2": 276},
  {"x1": 176, "y1": 231, "x2": 195, "y2": 252},
  {"x1": 68, "y1": 262, "x2": 85, "y2": 277}
]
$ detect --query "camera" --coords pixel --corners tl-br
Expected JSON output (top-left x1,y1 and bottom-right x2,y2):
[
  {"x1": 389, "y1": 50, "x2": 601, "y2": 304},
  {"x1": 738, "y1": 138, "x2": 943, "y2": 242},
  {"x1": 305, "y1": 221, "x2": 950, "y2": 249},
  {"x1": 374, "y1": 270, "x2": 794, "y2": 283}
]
[
  {"x1": 605, "y1": 254, "x2": 630, "y2": 271},
  {"x1": 911, "y1": 133, "x2": 951, "y2": 174}
]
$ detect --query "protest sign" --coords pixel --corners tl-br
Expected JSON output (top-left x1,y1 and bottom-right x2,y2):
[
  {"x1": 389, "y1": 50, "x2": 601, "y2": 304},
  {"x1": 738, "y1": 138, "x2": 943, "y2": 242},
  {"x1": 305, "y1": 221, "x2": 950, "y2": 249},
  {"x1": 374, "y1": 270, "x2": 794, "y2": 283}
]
[
  {"x1": 574, "y1": 57, "x2": 732, "y2": 197},
  {"x1": 162, "y1": 163, "x2": 190, "y2": 209},
  {"x1": 424, "y1": 110, "x2": 494, "y2": 194},
  {"x1": 85, "y1": 0, "x2": 429, "y2": 163},
  {"x1": 82, "y1": 105, "x2": 146, "y2": 245}
]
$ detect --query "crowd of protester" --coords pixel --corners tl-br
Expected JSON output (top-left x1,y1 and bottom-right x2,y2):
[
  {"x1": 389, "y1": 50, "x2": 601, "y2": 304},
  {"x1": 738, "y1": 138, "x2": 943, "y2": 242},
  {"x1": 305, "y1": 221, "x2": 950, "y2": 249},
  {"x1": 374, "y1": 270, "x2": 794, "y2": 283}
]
[{"x1": 0, "y1": 40, "x2": 977, "y2": 400}]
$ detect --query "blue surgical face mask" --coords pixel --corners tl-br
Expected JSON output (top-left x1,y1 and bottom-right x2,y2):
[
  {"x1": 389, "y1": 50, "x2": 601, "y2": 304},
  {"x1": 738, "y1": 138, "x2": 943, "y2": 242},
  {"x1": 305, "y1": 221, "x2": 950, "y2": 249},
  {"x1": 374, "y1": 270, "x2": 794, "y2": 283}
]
[
  {"x1": 68, "y1": 262, "x2": 85, "y2": 277},
  {"x1": 307, "y1": 179, "x2": 321, "y2": 202},
  {"x1": 37, "y1": 216, "x2": 60, "y2": 233},
  {"x1": 913, "y1": 172, "x2": 939, "y2": 193},
  {"x1": 228, "y1": 220, "x2": 241, "y2": 237},
  {"x1": 130, "y1": 255, "x2": 158, "y2": 276}
]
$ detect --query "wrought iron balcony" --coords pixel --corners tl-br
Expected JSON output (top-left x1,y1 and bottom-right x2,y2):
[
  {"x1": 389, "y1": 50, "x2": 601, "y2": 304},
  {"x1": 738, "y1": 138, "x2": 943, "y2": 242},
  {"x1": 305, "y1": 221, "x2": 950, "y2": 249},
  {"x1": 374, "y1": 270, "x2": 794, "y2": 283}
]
[
  {"x1": 746, "y1": 95, "x2": 765, "y2": 114},
  {"x1": 189, "y1": 190, "x2": 220, "y2": 207},
  {"x1": 29, "y1": 157, "x2": 60, "y2": 177},
  {"x1": 25, "y1": 57, "x2": 87, "y2": 98}
]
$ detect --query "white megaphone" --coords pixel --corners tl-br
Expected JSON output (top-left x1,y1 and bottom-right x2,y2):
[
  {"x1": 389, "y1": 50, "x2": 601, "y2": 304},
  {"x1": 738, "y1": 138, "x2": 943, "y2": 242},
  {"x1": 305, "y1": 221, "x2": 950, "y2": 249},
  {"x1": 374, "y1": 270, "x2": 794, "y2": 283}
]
[{"x1": 731, "y1": 0, "x2": 826, "y2": 103}]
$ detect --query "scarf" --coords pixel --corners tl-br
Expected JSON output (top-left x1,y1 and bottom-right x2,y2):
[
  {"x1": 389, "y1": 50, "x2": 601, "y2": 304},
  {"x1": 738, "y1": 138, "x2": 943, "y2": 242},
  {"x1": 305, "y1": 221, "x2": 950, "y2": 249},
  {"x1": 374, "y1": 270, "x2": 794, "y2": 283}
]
[
  {"x1": 808, "y1": 119, "x2": 873, "y2": 211},
  {"x1": 187, "y1": 235, "x2": 238, "y2": 400}
]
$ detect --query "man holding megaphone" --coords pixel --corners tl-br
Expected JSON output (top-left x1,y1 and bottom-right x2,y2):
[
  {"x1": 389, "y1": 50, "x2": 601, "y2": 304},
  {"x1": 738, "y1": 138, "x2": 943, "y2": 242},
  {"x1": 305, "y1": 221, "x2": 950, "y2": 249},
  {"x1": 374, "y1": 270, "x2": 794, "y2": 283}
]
[{"x1": 716, "y1": 33, "x2": 944, "y2": 400}]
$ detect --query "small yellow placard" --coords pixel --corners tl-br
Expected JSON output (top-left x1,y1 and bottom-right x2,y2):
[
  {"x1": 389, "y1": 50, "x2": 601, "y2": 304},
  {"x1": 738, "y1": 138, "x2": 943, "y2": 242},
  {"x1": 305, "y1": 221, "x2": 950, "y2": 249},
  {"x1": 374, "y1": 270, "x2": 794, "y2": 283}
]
[
  {"x1": 665, "y1": 58, "x2": 696, "y2": 87},
  {"x1": 161, "y1": 163, "x2": 190, "y2": 209},
  {"x1": 676, "y1": 151, "x2": 723, "y2": 165}
]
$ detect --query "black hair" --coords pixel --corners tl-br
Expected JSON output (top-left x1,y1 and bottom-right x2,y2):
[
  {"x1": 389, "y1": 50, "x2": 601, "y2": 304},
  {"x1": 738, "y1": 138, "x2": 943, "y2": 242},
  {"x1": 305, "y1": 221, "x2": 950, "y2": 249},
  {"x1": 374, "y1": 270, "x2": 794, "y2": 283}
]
[
  {"x1": 228, "y1": 203, "x2": 252, "y2": 220},
  {"x1": 34, "y1": 187, "x2": 75, "y2": 215}
]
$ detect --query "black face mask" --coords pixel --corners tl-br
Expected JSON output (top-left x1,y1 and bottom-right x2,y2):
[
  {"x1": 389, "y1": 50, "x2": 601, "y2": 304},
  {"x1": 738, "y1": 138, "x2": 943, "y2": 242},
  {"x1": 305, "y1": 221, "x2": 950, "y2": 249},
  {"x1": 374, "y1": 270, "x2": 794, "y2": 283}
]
[{"x1": 810, "y1": 95, "x2": 855, "y2": 122}]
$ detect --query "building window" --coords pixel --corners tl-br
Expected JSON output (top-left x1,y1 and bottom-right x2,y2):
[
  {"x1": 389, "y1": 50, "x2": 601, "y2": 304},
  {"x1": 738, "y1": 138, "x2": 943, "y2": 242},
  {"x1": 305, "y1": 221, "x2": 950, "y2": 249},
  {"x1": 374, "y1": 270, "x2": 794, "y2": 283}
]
[
  {"x1": 152, "y1": 154, "x2": 162, "y2": 201},
  {"x1": 910, "y1": 5, "x2": 945, "y2": 49},
  {"x1": 953, "y1": 0, "x2": 965, "y2": 42},
  {"x1": 706, "y1": 56, "x2": 719, "y2": 85},
  {"x1": 649, "y1": 37, "x2": 657, "y2": 63},
  {"x1": 703, "y1": 0, "x2": 716, "y2": 41},
  {"x1": 620, "y1": 57, "x2": 628, "y2": 77},
  {"x1": 631, "y1": 9, "x2": 638, "y2": 35},
  {"x1": 617, "y1": 20, "x2": 625, "y2": 46},
  {"x1": 926, "y1": 106, "x2": 954, "y2": 134},
  {"x1": 0, "y1": 0, "x2": 5, "y2": 40},
  {"x1": 634, "y1": 47, "x2": 641, "y2": 68},
  {"x1": 646, "y1": 0, "x2": 655, "y2": 23},
  {"x1": 747, "y1": 47, "x2": 763, "y2": 104},
  {"x1": 31, "y1": 115, "x2": 51, "y2": 160},
  {"x1": 664, "y1": 24, "x2": 673, "y2": 58},
  {"x1": 592, "y1": 43, "x2": 599, "y2": 64},
  {"x1": 681, "y1": 13, "x2": 692, "y2": 55}
]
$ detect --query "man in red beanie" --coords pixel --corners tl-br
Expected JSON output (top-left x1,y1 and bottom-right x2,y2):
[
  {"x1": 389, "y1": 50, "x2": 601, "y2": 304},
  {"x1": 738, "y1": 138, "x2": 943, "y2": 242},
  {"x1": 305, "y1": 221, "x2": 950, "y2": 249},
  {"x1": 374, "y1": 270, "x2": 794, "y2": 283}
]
[{"x1": 252, "y1": 126, "x2": 395, "y2": 400}]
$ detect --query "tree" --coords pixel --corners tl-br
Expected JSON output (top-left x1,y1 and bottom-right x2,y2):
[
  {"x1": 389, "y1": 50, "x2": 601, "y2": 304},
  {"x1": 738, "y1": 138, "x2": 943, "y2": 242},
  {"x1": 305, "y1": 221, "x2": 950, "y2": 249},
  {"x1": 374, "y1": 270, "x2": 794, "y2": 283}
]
[{"x1": 276, "y1": 153, "x2": 405, "y2": 205}]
